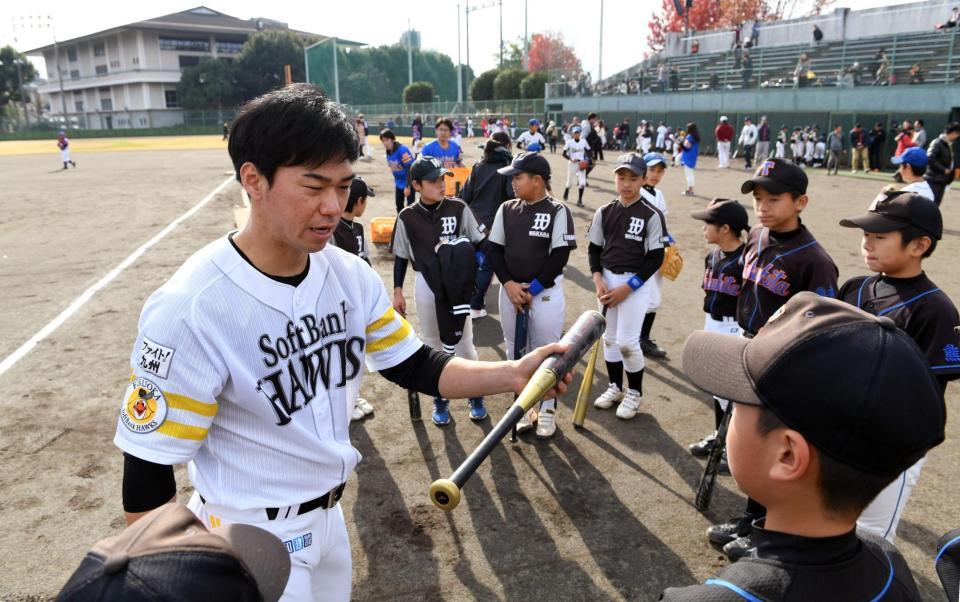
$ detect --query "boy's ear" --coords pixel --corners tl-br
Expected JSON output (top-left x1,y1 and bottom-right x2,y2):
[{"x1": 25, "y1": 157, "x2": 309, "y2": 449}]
[
  {"x1": 411, "y1": 180, "x2": 422, "y2": 193},
  {"x1": 908, "y1": 234, "x2": 933, "y2": 257},
  {"x1": 768, "y1": 429, "x2": 814, "y2": 484},
  {"x1": 794, "y1": 194, "x2": 810, "y2": 212}
]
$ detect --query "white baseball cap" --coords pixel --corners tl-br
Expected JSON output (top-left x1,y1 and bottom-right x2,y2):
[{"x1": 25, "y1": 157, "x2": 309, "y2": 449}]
[{"x1": 720, "y1": 116, "x2": 728, "y2": 122}]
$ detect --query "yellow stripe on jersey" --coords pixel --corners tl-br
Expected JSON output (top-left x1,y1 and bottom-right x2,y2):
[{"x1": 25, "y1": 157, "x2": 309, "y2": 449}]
[
  {"x1": 157, "y1": 420, "x2": 208, "y2": 441},
  {"x1": 166, "y1": 392, "x2": 218, "y2": 417},
  {"x1": 367, "y1": 318, "x2": 413, "y2": 352},
  {"x1": 366, "y1": 307, "x2": 397, "y2": 334}
]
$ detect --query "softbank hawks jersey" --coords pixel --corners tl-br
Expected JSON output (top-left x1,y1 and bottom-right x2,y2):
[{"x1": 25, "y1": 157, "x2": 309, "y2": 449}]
[{"x1": 114, "y1": 237, "x2": 420, "y2": 509}]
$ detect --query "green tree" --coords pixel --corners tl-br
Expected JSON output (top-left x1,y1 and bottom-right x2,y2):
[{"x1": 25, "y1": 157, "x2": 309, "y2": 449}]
[
  {"x1": 493, "y1": 69, "x2": 525, "y2": 100},
  {"x1": 177, "y1": 58, "x2": 240, "y2": 110},
  {"x1": 403, "y1": 81, "x2": 435, "y2": 104},
  {"x1": 497, "y1": 39, "x2": 525, "y2": 70},
  {"x1": 0, "y1": 45, "x2": 39, "y2": 112},
  {"x1": 470, "y1": 68, "x2": 499, "y2": 101},
  {"x1": 520, "y1": 71, "x2": 550, "y2": 99},
  {"x1": 236, "y1": 30, "x2": 313, "y2": 100}
]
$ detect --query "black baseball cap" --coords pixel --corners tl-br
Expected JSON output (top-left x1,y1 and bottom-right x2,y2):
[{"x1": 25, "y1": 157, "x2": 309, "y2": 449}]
[
  {"x1": 839, "y1": 190, "x2": 943, "y2": 239},
  {"x1": 682, "y1": 293, "x2": 945, "y2": 477},
  {"x1": 497, "y1": 151, "x2": 551, "y2": 179},
  {"x1": 741, "y1": 158, "x2": 808, "y2": 196},
  {"x1": 409, "y1": 155, "x2": 452, "y2": 181},
  {"x1": 612, "y1": 152, "x2": 647, "y2": 176},
  {"x1": 348, "y1": 176, "x2": 375, "y2": 202},
  {"x1": 691, "y1": 198, "x2": 749, "y2": 231},
  {"x1": 58, "y1": 503, "x2": 291, "y2": 601}
]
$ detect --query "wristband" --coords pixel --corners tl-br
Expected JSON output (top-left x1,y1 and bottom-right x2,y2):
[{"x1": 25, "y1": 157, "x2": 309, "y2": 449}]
[
  {"x1": 627, "y1": 275, "x2": 644, "y2": 291},
  {"x1": 528, "y1": 278, "x2": 545, "y2": 296},
  {"x1": 475, "y1": 251, "x2": 486, "y2": 266}
]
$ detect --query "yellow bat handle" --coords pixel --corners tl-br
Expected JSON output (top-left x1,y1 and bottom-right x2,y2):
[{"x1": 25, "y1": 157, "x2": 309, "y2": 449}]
[{"x1": 573, "y1": 339, "x2": 601, "y2": 427}]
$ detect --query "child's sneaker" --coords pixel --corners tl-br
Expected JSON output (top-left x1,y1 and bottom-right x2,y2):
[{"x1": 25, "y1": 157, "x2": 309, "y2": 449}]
[
  {"x1": 468, "y1": 397, "x2": 487, "y2": 421},
  {"x1": 536, "y1": 407, "x2": 557, "y2": 439},
  {"x1": 593, "y1": 383, "x2": 624, "y2": 409},
  {"x1": 432, "y1": 397, "x2": 451, "y2": 426},
  {"x1": 615, "y1": 388, "x2": 643, "y2": 419},
  {"x1": 356, "y1": 398, "x2": 374, "y2": 416}
]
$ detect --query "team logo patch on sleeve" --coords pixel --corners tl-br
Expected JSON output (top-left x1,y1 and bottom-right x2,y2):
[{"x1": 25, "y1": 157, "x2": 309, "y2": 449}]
[
  {"x1": 138, "y1": 337, "x2": 175, "y2": 379},
  {"x1": 120, "y1": 377, "x2": 169, "y2": 434}
]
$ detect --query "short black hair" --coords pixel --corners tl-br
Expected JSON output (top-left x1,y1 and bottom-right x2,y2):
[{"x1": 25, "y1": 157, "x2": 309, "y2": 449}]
[
  {"x1": 755, "y1": 407, "x2": 893, "y2": 519},
  {"x1": 901, "y1": 161, "x2": 927, "y2": 178},
  {"x1": 900, "y1": 225, "x2": 938, "y2": 257},
  {"x1": 588, "y1": 112, "x2": 598, "y2": 120},
  {"x1": 379, "y1": 128, "x2": 396, "y2": 140},
  {"x1": 435, "y1": 117, "x2": 453, "y2": 131},
  {"x1": 346, "y1": 189, "x2": 366, "y2": 213},
  {"x1": 915, "y1": 119, "x2": 924, "y2": 127},
  {"x1": 946, "y1": 121, "x2": 960, "y2": 134},
  {"x1": 228, "y1": 83, "x2": 358, "y2": 186}
]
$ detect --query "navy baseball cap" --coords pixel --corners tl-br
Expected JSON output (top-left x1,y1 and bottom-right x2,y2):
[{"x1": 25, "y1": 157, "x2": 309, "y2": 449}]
[
  {"x1": 840, "y1": 190, "x2": 943, "y2": 239},
  {"x1": 691, "y1": 198, "x2": 749, "y2": 232},
  {"x1": 613, "y1": 153, "x2": 647, "y2": 176},
  {"x1": 891, "y1": 147, "x2": 928, "y2": 168},
  {"x1": 741, "y1": 158, "x2": 808, "y2": 196},
  {"x1": 682, "y1": 293, "x2": 945, "y2": 477},
  {"x1": 348, "y1": 177, "x2": 375, "y2": 202},
  {"x1": 643, "y1": 152, "x2": 667, "y2": 168},
  {"x1": 58, "y1": 503, "x2": 291, "y2": 602},
  {"x1": 409, "y1": 156, "x2": 451, "y2": 181},
  {"x1": 529, "y1": 118, "x2": 541, "y2": 126},
  {"x1": 497, "y1": 151, "x2": 551, "y2": 179}
]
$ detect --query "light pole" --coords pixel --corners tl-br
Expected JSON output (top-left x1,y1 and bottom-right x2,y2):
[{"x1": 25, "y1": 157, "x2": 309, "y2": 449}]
[
  {"x1": 598, "y1": 0, "x2": 605, "y2": 81},
  {"x1": 456, "y1": 5, "x2": 463, "y2": 104},
  {"x1": 465, "y1": 1, "x2": 501, "y2": 74},
  {"x1": 407, "y1": 19, "x2": 414, "y2": 86}
]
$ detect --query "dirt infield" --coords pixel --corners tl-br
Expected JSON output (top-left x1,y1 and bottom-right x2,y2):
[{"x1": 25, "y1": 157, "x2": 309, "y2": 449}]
[{"x1": 0, "y1": 140, "x2": 958, "y2": 600}]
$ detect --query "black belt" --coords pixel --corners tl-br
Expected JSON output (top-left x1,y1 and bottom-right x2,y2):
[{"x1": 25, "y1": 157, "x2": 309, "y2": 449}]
[{"x1": 200, "y1": 483, "x2": 346, "y2": 521}]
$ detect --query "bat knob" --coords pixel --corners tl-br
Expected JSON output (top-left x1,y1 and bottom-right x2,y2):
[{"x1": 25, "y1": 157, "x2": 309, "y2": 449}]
[{"x1": 430, "y1": 478, "x2": 462, "y2": 511}]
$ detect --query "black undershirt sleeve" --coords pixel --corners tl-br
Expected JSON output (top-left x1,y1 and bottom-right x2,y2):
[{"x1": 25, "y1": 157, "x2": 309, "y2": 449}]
[
  {"x1": 534, "y1": 247, "x2": 571, "y2": 289},
  {"x1": 393, "y1": 256, "x2": 409, "y2": 289},
  {"x1": 379, "y1": 344, "x2": 455, "y2": 397},
  {"x1": 122, "y1": 453, "x2": 177, "y2": 513},
  {"x1": 635, "y1": 248, "x2": 666, "y2": 283},
  {"x1": 588, "y1": 243, "x2": 604, "y2": 274},
  {"x1": 486, "y1": 242, "x2": 512, "y2": 283}
]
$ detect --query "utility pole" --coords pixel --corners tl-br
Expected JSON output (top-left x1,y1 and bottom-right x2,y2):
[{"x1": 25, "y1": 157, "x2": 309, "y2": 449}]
[
  {"x1": 598, "y1": 0, "x2": 604, "y2": 81},
  {"x1": 465, "y1": 1, "x2": 470, "y2": 76},
  {"x1": 499, "y1": 0, "x2": 504, "y2": 68},
  {"x1": 52, "y1": 16, "x2": 68, "y2": 122},
  {"x1": 456, "y1": 4, "x2": 463, "y2": 103},
  {"x1": 407, "y1": 19, "x2": 413, "y2": 86},
  {"x1": 523, "y1": 0, "x2": 528, "y2": 69},
  {"x1": 332, "y1": 38, "x2": 340, "y2": 103}
]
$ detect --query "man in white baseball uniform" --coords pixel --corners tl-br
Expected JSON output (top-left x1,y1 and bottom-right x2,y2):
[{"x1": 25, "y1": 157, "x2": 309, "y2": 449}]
[
  {"x1": 563, "y1": 126, "x2": 589, "y2": 207},
  {"x1": 114, "y1": 84, "x2": 571, "y2": 602}
]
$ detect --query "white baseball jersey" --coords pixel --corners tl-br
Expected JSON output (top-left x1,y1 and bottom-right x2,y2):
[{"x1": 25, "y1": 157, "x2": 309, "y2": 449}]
[
  {"x1": 114, "y1": 236, "x2": 421, "y2": 509},
  {"x1": 516, "y1": 131, "x2": 546, "y2": 150},
  {"x1": 564, "y1": 138, "x2": 589, "y2": 162},
  {"x1": 640, "y1": 186, "x2": 668, "y2": 215}
]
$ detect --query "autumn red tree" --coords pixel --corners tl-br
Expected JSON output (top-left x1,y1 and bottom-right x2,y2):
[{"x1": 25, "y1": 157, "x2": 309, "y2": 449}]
[
  {"x1": 647, "y1": 0, "x2": 833, "y2": 52},
  {"x1": 525, "y1": 32, "x2": 582, "y2": 77}
]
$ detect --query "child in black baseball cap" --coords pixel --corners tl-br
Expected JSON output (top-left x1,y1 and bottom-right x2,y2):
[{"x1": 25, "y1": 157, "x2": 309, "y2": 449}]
[
  {"x1": 662, "y1": 293, "x2": 943, "y2": 600},
  {"x1": 838, "y1": 190, "x2": 959, "y2": 543}
]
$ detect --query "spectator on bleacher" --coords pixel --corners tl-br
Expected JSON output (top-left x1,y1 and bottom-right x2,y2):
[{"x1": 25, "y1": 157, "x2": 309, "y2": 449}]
[
  {"x1": 656, "y1": 122, "x2": 668, "y2": 151},
  {"x1": 868, "y1": 123, "x2": 886, "y2": 172},
  {"x1": 669, "y1": 66, "x2": 680, "y2": 92},
  {"x1": 850, "y1": 123, "x2": 870, "y2": 172},
  {"x1": 826, "y1": 124, "x2": 845, "y2": 175},
  {"x1": 872, "y1": 51, "x2": 891, "y2": 86},
  {"x1": 913, "y1": 120, "x2": 928, "y2": 149},
  {"x1": 924, "y1": 121, "x2": 960, "y2": 206},
  {"x1": 793, "y1": 53, "x2": 811, "y2": 88},
  {"x1": 680, "y1": 122, "x2": 700, "y2": 196},
  {"x1": 657, "y1": 63, "x2": 668, "y2": 92},
  {"x1": 909, "y1": 63, "x2": 926, "y2": 85},
  {"x1": 733, "y1": 42, "x2": 744, "y2": 70},
  {"x1": 756, "y1": 116, "x2": 771, "y2": 162},
  {"x1": 894, "y1": 120, "x2": 916, "y2": 157},
  {"x1": 836, "y1": 66, "x2": 855, "y2": 88},
  {"x1": 741, "y1": 50, "x2": 754, "y2": 88},
  {"x1": 751, "y1": 21, "x2": 761, "y2": 47},
  {"x1": 936, "y1": 6, "x2": 960, "y2": 29},
  {"x1": 715, "y1": 116, "x2": 734, "y2": 169},
  {"x1": 708, "y1": 73, "x2": 721, "y2": 90},
  {"x1": 739, "y1": 117, "x2": 759, "y2": 170},
  {"x1": 812, "y1": 24, "x2": 824, "y2": 45},
  {"x1": 691, "y1": 40, "x2": 700, "y2": 55}
]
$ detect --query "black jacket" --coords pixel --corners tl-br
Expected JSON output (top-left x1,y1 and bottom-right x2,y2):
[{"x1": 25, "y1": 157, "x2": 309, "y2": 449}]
[
  {"x1": 460, "y1": 149, "x2": 514, "y2": 229},
  {"x1": 925, "y1": 134, "x2": 955, "y2": 185},
  {"x1": 419, "y1": 237, "x2": 478, "y2": 353}
]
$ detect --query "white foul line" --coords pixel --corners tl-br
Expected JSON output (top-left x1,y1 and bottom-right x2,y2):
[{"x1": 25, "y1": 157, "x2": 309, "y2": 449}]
[{"x1": 0, "y1": 175, "x2": 235, "y2": 379}]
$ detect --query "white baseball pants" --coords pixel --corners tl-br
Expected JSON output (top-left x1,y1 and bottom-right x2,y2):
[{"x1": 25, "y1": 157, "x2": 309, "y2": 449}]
[
  {"x1": 857, "y1": 457, "x2": 927, "y2": 543},
  {"x1": 566, "y1": 161, "x2": 586, "y2": 189},
  {"x1": 704, "y1": 314, "x2": 741, "y2": 411},
  {"x1": 717, "y1": 141, "x2": 731, "y2": 168},
  {"x1": 600, "y1": 269, "x2": 654, "y2": 373}
]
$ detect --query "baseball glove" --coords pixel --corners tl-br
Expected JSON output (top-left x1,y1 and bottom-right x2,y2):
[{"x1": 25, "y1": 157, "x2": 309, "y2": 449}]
[
  {"x1": 578, "y1": 159, "x2": 589, "y2": 170},
  {"x1": 660, "y1": 242, "x2": 684, "y2": 281}
]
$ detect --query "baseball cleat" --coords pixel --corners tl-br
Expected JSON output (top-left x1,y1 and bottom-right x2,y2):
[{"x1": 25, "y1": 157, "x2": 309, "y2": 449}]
[
  {"x1": 593, "y1": 383, "x2": 624, "y2": 409},
  {"x1": 536, "y1": 407, "x2": 557, "y2": 439},
  {"x1": 615, "y1": 388, "x2": 643, "y2": 420},
  {"x1": 516, "y1": 407, "x2": 538, "y2": 433},
  {"x1": 468, "y1": 397, "x2": 488, "y2": 421},
  {"x1": 350, "y1": 402, "x2": 365, "y2": 422},
  {"x1": 432, "y1": 397, "x2": 451, "y2": 426},
  {"x1": 640, "y1": 338, "x2": 668, "y2": 359},
  {"x1": 707, "y1": 516, "x2": 753, "y2": 546},
  {"x1": 356, "y1": 398, "x2": 374, "y2": 416},
  {"x1": 723, "y1": 535, "x2": 756, "y2": 561},
  {"x1": 689, "y1": 433, "x2": 717, "y2": 457}
]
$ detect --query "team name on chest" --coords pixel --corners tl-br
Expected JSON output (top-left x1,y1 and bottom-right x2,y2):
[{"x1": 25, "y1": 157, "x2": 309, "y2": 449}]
[
  {"x1": 527, "y1": 212, "x2": 551, "y2": 238},
  {"x1": 255, "y1": 302, "x2": 364, "y2": 426},
  {"x1": 743, "y1": 255, "x2": 790, "y2": 296},
  {"x1": 704, "y1": 268, "x2": 741, "y2": 296}
]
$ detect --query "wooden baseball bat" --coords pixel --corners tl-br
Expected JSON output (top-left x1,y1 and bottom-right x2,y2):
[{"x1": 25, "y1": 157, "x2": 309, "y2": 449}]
[
  {"x1": 430, "y1": 310, "x2": 606, "y2": 511},
  {"x1": 572, "y1": 306, "x2": 607, "y2": 428},
  {"x1": 510, "y1": 307, "x2": 529, "y2": 443}
]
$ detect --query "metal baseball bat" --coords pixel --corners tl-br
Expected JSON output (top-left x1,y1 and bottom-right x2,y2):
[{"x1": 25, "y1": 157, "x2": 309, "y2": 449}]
[
  {"x1": 430, "y1": 310, "x2": 606, "y2": 511},
  {"x1": 510, "y1": 307, "x2": 529, "y2": 443},
  {"x1": 694, "y1": 402, "x2": 733, "y2": 511},
  {"x1": 572, "y1": 306, "x2": 608, "y2": 428},
  {"x1": 408, "y1": 389, "x2": 421, "y2": 421}
]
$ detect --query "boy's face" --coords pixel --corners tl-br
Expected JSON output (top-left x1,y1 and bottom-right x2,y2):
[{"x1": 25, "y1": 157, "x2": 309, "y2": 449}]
[
  {"x1": 615, "y1": 170, "x2": 644, "y2": 200},
  {"x1": 861, "y1": 230, "x2": 927, "y2": 274},
  {"x1": 436, "y1": 124, "x2": 451, "y2": 141},
  {"x1": 511, "y1": 173, "x2": 541, "y2": 201},
  {"x1": 243, "y1": 161, "x2": 354, "y2": 253},
  {"x1": 645, "y1": 163, "x2": 666, "y2": 186},
  {"x1": 352, "y1": 196, "x2": 368, "y2": 218},
  {"x1": 726, "y1": 404, "x2": 779, "y2": 504},
  {"x1": 413, "y1": 177, "x2": 446, "y2": 202},
  {"x1": 752, "y1": 186, "x2": 807, "y2": 232}
]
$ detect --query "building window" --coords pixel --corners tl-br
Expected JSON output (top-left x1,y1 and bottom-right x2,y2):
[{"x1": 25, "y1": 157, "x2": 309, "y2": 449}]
[
  {"x1": 178, "y1": 55, "x2": 200, "y2": 68},
  {"x1": 75, "y1": 100, "x2": 84, "y2": 112},
  {"x1": 95, "y1": 65, "x2": 108, "y2": 76},
  {"x1": 159, "y1": 37, "x2": 209, "y2": 52},
  {"x1": 132, "y1": 56, "x2": 140, "y2": 66},
  {"x1": 94, "y1": 42, "x2": 106, "y2": 57},
  {"x1": 100, "y1": 98, "x2": 113, "y2": 111},
  {"x1": 139, "y1": 117, "x2": 148, "y2": 126},
  {"x1": 98, "y1": 86, "x2": 110, "y2": 92},
  {"x1": 165, "y1": 90, "x2": 180, "y2": 108},
  {"x1": 110, "y1": 60, "x2": 120, "y2": 69},
  {"x1": 70, "y1": 70, "x2": 80, "y2": 80},
  {"x1": 67, "y1": 47, "x2": 77, "y2": 62},
  {"x1": 216, "y1": 39, "x2": 243, "y2": 54}
]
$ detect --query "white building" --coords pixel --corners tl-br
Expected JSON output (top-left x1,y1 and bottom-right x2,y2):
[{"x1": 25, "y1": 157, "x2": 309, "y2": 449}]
[{"x1": 26, "y1": 6, "x2": 359, "y2": 129}]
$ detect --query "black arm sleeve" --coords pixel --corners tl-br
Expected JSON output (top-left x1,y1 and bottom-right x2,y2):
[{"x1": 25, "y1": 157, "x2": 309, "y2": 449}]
[
  {"x1": 122, "y1": 453, "x2": 177, "y2": 513},
  {"x1": 486, "y1": 241, "x2": 513, "y2": 283},
  {"x1": 534, "y1": 247, "x2": 571, "y2": 289},
  {"x1": 379, "y1": 344, "x2": 455, "y2": 397},
  {"x1": 635, "y1": 248, "x2": 665, "y2": 283},
  {"x1": 393, "y1": 256, "x2": 409, "y2": 289},
  {"x1": 588, "y1": 242, "x2": 604, "y2": 274}
]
